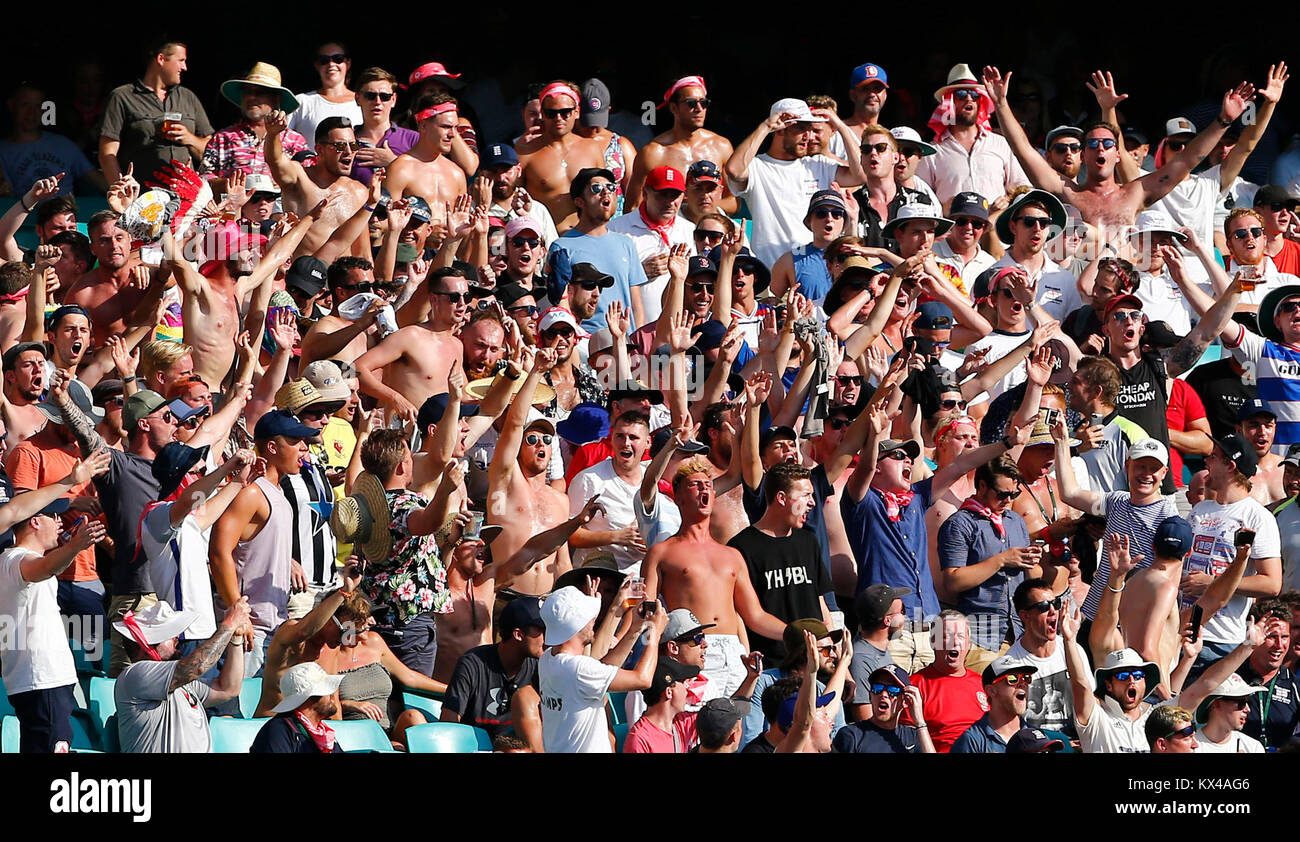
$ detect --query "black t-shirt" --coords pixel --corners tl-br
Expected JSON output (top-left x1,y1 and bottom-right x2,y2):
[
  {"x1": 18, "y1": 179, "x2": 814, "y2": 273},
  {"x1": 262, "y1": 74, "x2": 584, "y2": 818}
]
[
  {"x1": 741, "y1": 734, "x2": 777, "y2": 753},
  {"x1": 832, "y1": 720, "x2": 921, "y2": 753},
  {"x1": 442, "y1": 643, "x2": 539, "y2": 738},
  {"x1": 1184, "y1": 358, "x2": 1256, "y2": 441},
  {"x1": 1113, "y1": 352, "x2": 1175, "y2": 494},
  {"x1": 727, "y1": 526, "x2": 832, "y2": 660},
  {"x1": 743, "y1": 465, "x2": 836, "y2": 590}
]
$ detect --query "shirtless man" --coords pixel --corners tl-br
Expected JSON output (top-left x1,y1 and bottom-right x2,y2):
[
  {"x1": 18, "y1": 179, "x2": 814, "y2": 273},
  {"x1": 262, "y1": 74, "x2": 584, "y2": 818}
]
[
  {"x1": 355, "y1": 266, "x2": 466, "y2": 422},
  {"x1": 63, "y1": 211, "x2": 156, "y2": 341},
  {"x1": 299, "y1": 257, "x2": 385, "y2": 367},
  {"x1": 164, "y1": 200, "x2": 326, "y2": 388},
  {"x1": 1239, "y1": 401, "x2": 1285, "y2": 505},
  {"x1": 983, "y1": 66, "x2": 1254, "y2": 238},
  {"x1": 642, "y1": 457, "x2": 788, "y2": 696},
  {"x1": 699, "y1": 403, "x2": 749, "y2": 544},
  {"x1": 515, "y1": 81, "x2": 607, "y2": 231},
  {"x1": 433, "y1": 494, "x2": 605, "y2": 684},
  {"x1": 485, "y1": 349, "x2": 573, "y2": 597},
  {"x1": 1, "y1": 342, "x2": 48, "y2": 443},
  {"x1": 1091, "y1": 532, "x2": 1183, "y2": 690},
  {"x1": 382, "y1": 93, "x2": 468, "y2": 210},
  {"x1": 625, "y1": 76, "x2": 736, "y2": 213},
  {"x1": 45, "y1": 305, "x2": 92, "y2": 379},
  {"x1": 0, "y1": 262, "x2": 35, "y2": 352},
  {"x1": 264, "y1": 111, "x2": 368, "y2": 256}
]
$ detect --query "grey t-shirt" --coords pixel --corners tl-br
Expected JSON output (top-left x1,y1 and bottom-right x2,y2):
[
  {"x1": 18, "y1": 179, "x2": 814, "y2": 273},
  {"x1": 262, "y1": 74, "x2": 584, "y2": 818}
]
[
  {"x1": 849, "y1": 636, "x2": 895, "y2": 705},
  {"x1": 97, "y1": 449, "x2": 160, "y2": 595},
  {"x1": 115, "y1": 659, "x2": 212, "y2": 753}
]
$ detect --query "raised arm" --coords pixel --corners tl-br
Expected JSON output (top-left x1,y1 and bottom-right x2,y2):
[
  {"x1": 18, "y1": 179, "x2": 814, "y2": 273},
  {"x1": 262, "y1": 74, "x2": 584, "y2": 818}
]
[
  {"x1": 845, "y1": 398, "x2": 891, "y2": 503},
  {"x1": 739, "y1": 371, "x2": 771, "y2": 491},
  {"x1": 18, "y1": 518, "x2": 105, "y2": 583},
  {"x1": 1050, "y1": 411, "x2": 1103, "y2": 515},
  {"x1": 930, "y1": 417, "x2": 1029, "y2": 501},
  {"x1": 1218, "y1": 64, "x2": 1287, "y2": 189},
  {"x1": 983, "y1": 67, "x2": 1067, "y2": 196},
  {"x1": 263, "y1": 110, "x2": 304, "y2": 190},
  {"x1": 1089, "y1": 534, "x2": 1139, "y2": 664},
  {"x1": 725, "y1": 111, "x2": 793, "y2": 193},
  {"x1": 167, "y1": 449, "x2": 254, "y2": 528},
  {"x1": 1175, "y1": 618, "x2": 1267, "y2": 714},
  {"x1": 813, "y1": 107, "x2": 866, "y2": 188},
  {"x1": 1059, "y1": 601, "x2": 1097, "y2": 727},
  {"x1": 1136, "y1": 83, "x2": 1254, "y2": 206},
  {"x1": 490, "y1": 349, "x2": 554, "y2": 488},
  {"x1": 0, "y1": 174, "x2": 64, "y2": 261},
  {"x1": 1086, "y1": 71, "x2": 1141, "y2": 184},
  {"x1": 50, "y1": 370, "x2": 106, "y2": 456},
  {"x1": 1157, "y1": 247, "x2": 1243, "y2": 377},
  {"x1": 168, "y1": 599, "x2": 250, "y2": 695},
  {"x1": 488, "y1": 496, "x2": 605, "y2": 590}
]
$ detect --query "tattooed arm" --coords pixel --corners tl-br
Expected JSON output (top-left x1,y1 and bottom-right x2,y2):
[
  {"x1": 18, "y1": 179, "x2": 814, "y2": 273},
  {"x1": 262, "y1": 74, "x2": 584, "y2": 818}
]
[
  {"x1": 1163, "y1": 274, "x2": 1244, "y2": 378},
  {"x1": 50, "y1": 371, "x2": 107, "y2": 456},
  {"x1": 172, "y1": 597, "x2": 251, "y2": 696}
]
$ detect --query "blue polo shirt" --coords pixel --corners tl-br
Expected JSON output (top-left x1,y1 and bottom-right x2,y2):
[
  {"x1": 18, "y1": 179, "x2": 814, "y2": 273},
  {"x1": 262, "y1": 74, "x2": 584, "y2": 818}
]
[
  {"x1": 547, "y1": 230, "x2": 649, "y2": 333},
  {"x1": 842, "y1": 477, "x2": 939, "y2": 617},
  {"x1": 950, "y1": 713, "x2": 1018, "y2": 754},
  {"x1": 938, "y1": 507, "x2": 1031, "y2": 650}
]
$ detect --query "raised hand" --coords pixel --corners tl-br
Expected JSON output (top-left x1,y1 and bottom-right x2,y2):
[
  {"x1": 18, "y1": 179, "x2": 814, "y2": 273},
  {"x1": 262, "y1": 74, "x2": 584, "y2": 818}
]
[
  {"x1": 720, "y1": 227, "x2": 743, "y2": 257},
  {"x1": 667, "y1": 310, "x2": 694, "y2": 355},
  {"x1": 1222, "y1": 82, "x2": 1257, "y2": 122},
  {"x1": 69, "y1": 518, "x2": 107, "y2": 552},
  {"x1": 1025, "y1": 344, "x2": 1055, "y2": 388},
  {"x1": 745, "y1": 369, "x2": 773, "y2": 406},
  {"x1": 27, "y1": 172, "x2": 65, "y2": 206},
  {"x1": 956, "y1": 346, "x2": 990, "y2": 379},
  {"x1": 34, "y1": 243, "x2": 60, "y2": 272},
  {"x1": 758, "y1": 309, "x2": 781, "y2": 356},
  {"x1": 1259, "y1": 62, "x2": 1289, "y2": 104},
  {"x1": 981, "y1": 66, "x2": 1012, "y2": 107},
  {"x1": 269, "y1": 306, "x2": 299, "y2": 352},
  {"x1": 719, "y1": 318, "x2": 744, "y2": 365},
  {"x1": 741, "y1": 651, "x2": 763, "y2": 677},
  {"x1": 510, "y1": 187, "x2": 533, "y2": 214},
  {"x1": 265, "y1": 110, "x2": 289, "y2": 137},
  {"x1": 1108, "y1": 533, "x2": 1143, "y2": 578},
  {"x1": 1086, "y1": 70, "x2": 1129, "y2": 111},
  {"x1": 473, "y1": 173, "x2": 493, "y2": 207},
  {"x1": 671, "y1": 420, "x2": 701, "y2": 451},
  {"x1": 447, "y1": 194, "x2": 474, "y2": 239},
  {"x1": 534, "y1": 346, "x2": 558, "y2": 372},
  {"x1": 69, "y1": 448, "x2": 113, "y2": 485},
  {"x1": 385, "y1": 198, "x2": 414, "y2": 234},
  {"x1": 667, "y1": 243, "x2": 690, "y2": 281},
  {"x1": 105, "y1": 167, "x2": 139, "y2": 214},
  {"x1": 576, "y1": 494, "x2": 605, "y2": 525},
  {"x1": 765, "y1": 110, "x2": 797, "y2": 133},
  {"x1": 865, "y1": 345, "x2": 887, "y2": 384},
  {"x1": 606, "y1": 300, "x2": 628, "y2": 340},
  {"x1": 867, "y1": 399, "x2": 890, "y2": 438},
  {"x1": 106, "y1": 334, "x2": 140, "y2": 377}
]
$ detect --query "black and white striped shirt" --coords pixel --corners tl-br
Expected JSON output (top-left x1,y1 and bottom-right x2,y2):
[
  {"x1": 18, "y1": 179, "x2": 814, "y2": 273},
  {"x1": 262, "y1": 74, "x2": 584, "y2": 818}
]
[{"x1": 280, "y1": 446, "x2": 338, "y2": 587}]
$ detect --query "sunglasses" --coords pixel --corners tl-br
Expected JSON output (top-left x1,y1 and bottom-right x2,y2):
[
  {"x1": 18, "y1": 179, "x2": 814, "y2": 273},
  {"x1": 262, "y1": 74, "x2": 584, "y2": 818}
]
[
  {"x1": 433, "y1": 291, "x2": 469, "y2": 303},
  {"x1": 360, "y1": 90, "x2": 395, "y2": 102},
  {"x1": 1110, "y1": 670, "x2": 1148, "y2": 682},
  {"x1": 1017, "y1": 216, "x2": 1052, "y2": 229},
  {"x1": 106, "y1": 395, "x2": 125, "y2": 408},
  {"x1": 250, "y1": 191, "x2": 278, "y2": 202},
  {"x1": 813, "y1": 208, "x2": 846, "y2": 220},
  {"x1": 1164, "y1": 139, "x2": 1187, "y2": 153},
  {"x1": 694, "y1": 229, "x2": 725, "y2": 243},
  {"x1": 326, "y1": 141, "x2": 360, "y2": 152},
  {"x1": 939, "y1": 398, "x2": 968, "y2": 411},
  {"x1": 1110, "y1": 309, "x2": 1143, "y2": 323},
  {"x1": 525, "y1": 433, "x2": 553, "y2": 446},
  {"x1": 993, "y1": 488, "x2": 1021, "y2": 501},
  {"x1": 836, "y1": 375, "x2": 863, "y2": 386},
  {"x1": 1280, "y1": 301, "x2": 1300, "y2": 315},
  {"x1": 1163, "y1": 723, "x2": 1197, "y2": 739},
  {"x1": 1024, "y1": 595, "x2": 1063, "y2": 614},
  {"x1": 870, "y1": 682, "x2": 905, "y2": 696},
  {"x1": 689, "y1": 282, "x2": 715, "y2": 294},
  {"x1": 1085, "y1": 137, "x2": 1118, "y2": 150},
  {"x1": 677, "y1": 633, "x2": 706, "y2": 646},
  {"x1": 882, "y1": 450, "x2": 910, "y2": 461},
  {"x1": 542, "y1": 326, "x2": 575, "y2": 339},
  {"x1": 953, "y1": 217, "x2": 987, "y2": 230},
  {"x1": 509, "y1": 304, "x2": 540, "y2": 317},
  {"x1": 828, "y1": 417, "x2": 853, "y2": 430},
  {"x1": 574, "y1": 280, "x2": 605, "y2": 291},
  {"x1": 862, "y1": 142, "x2": 893, "y2": 155},
  {"x1": 510, "y1": 236, "x2": 540, "y2": 248},
  {"x1": 587, "y1": 182, "x2": 618, "y2": 196},
  {"x1": 1265, "y1": 202, "x2": 1296, "y2": 213},
  {"x1": 953, "y1": 89, "x2": 980, "y2": 101},
  {"x1": 316, "y1": 53, "x2": 348, "y2": 65},
  {"x1": 1051, "y1": 142, "x2": 1082, "y2": 154},
  {"x1": 1230, "y1": 227, "x2": 1265, "y2": 240},
  {"x1": 899, "y1": 146, "x2": 923, "y2": 159},
  {"x1": 543, "y1": 107, "x2": 575, "y2": 119},
  {"x1": 995, "y1": 672, "x2": 1033, "y2": 686},
  {"x1": 180, "y1": 410, "x2": 209, "y2": 430},
  {"x1": 675, "y1": 97, "x2": 710, "y2": 110},
  {"x1": 158, "y1": 410, "x2": 176, "y2": 424}
]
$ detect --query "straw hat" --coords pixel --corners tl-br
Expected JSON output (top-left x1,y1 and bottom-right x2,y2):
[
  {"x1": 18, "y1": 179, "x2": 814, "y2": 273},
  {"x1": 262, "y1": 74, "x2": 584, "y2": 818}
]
[
  {"x1": 464, "y1": 374, "x2": 557, "y2": 405},
  {"x1": 274, "y1": 378, "x2": 341, "y2": 416},
  {"x1": 934, "y1": 63, "x2": 984, "y2": 102},
  {"x1": 221, "y1": 62, "x2": 299, "y2": 112},
  {"x1": 330, "y1": 472, "x2": 392, "y2": 563}
]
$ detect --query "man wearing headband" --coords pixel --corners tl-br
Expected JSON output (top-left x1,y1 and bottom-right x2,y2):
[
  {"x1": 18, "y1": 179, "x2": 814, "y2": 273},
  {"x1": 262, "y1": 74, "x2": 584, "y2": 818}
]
[
  {"x1": 384, "y1": 92, "x2": 472, "y2": 210},
  {"x1": 625, "y1": 76, "x2": 737, "y2": 214},
  {"x1": 516, "y1": 80, "x2": 608, "y2": 231},
  {"x1": 265, "y1": 110, "x2": 369, "y2": 256}
]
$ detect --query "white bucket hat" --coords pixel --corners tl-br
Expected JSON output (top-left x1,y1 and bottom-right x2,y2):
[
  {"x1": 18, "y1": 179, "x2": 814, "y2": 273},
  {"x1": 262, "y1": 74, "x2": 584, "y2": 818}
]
[
  {"x1": 271, "y1": 662, "x2": 344, "y2": 713},
  {"x1": 541, "y1": 586, "x2": 602, "y2": 646},
  {"x1": 890, "y1": 126, "x2": 937, "y2": 157},
  {"x1": 112, "y1": 600, "x2": 197, "y2": 646},
  {"x1": 1093, "y1": 648, "x2": 1161, "y2": 696},
  {"x1": 1194, "y1": 673, "x2": 1268, "y2": 724}
]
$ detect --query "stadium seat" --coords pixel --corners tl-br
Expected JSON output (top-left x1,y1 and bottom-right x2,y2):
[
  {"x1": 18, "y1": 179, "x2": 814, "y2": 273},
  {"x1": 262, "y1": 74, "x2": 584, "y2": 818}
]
[
  {"x1": 238, "y1": 677, "x2": 262, "y2": 719},
  {"x1": 614, "y1": 723, "x2": 630, "y2": 753},
  {"x1": 87, "y1": 677, "x2": 117, "y2": 749},
  {"x1": 401, "y1": 692, "x2": 442, "y2": 721},
  {"x1": 331, "y1": 718, "x2": 394, "y2": 752},
  {"x1": 0, "y1": 678, "x2": 14, "y2": 719},
  {"x1": 1, "y1": 712, "x2": 101, "y2": 752},
  {"x1": 405, "y1": 722, "x2": 479, "y2": 754},
  {"x1": 607, "y1": 691, "x2": 627, "y2": 725},
  {"x1": 1, "y1": 716, "x2": 18, "y2": 753},
  {"x1": 210, "y1": 717, "x2": 270, "y2": 753}
]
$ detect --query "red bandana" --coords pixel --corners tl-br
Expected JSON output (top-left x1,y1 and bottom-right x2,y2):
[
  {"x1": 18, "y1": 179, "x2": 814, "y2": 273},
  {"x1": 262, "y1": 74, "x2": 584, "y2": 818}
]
[
  {"x1": 120, "y1": 610, "x2": 161, "y2": 661},
  {"x1": 880, "y1": 489, "x2": 915, "y2": 521},
  {"x1": 295, "y1": 711, "x2": 337, "y2": 752},
  {"x1": 960, "y1": 496, "x2": 1005, "y2": 539},
  {"x1": 685, "y1": 674, "x2": 710, "y2": 706},
  {"x1": 638, "y1": 203, "x2": 673, "y2": 248}
]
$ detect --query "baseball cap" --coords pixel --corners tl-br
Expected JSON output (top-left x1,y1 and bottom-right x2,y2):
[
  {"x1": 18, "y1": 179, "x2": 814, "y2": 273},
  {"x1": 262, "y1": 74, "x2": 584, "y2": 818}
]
[
  {"x1": 777, "y1": 690, "x2": 836, "y2": 729},
  {"x1": 1165, "y1": 116, "x2": 1197, "y2": 138},
  {"x1": 1102, "y1": 293, "x2": 1144, "y2": 320},
  {"x1": 541, "y1": 586, "x2": 602, "y2": 646},
  {"x1": 643, "y1": 658, "x2": 700, "y2": 702},
  {"x1": 780, "y1": 619, "x2": 843, "y2": 664},
  {"x1": 690, "y1": 319, "x2": 727, "y2": 353},
  {"x1": 645, "y1": 166, "x2": 685, "y2": 193},
  {"x1": 1126, "y1": 437, "x2": 1169, "y2": 467},
  {"x1": 768, "y1": 97, "x2": 826, "y2": 123},
  {"x1": 868, "y1": 664, "x2": 910, "y2": 689},
  {"x1": 948, "y1": 191, "x2": 991, "y2": 222},
  {"x1": 914, "y1": 301, "x2": 954, "y2": 331},
  {"x1": 165, "y1": 398, "x2": 206, "y2": 424},
  {"x1": 301, "y1": 360, "x2": 352, "y2": 403},
  {"x1": 504, "y1": 216, "x2": 542, "y2": 239},
  {"x1": 1142, "y1": 320, "x2": 1182, "y2": 350},
  {"x1": 1154, "y1": 516, "x2": 1194, "y2": 559},
  {"x1": 579, "y1": 78, "x2": 611, "y2": 129},
  {"x1": 877, "y1": 437, "x2": 921, "y2": 461},
  {"x1": 1007, "y1": 727, "x2": 1065, "y2": 753},
  {"x1": 850, "y1": 63, "x2": 888, "y2": 88},
  {"x1": 408, "y1": 61, "x2": 463, "y2": 88},
  {"x1": 570, "y1": 262, "x2": 614, "y2": 288},
  {"x1": 499, "y1": 597, "x2": 545, "y2": 633},
  {"x1": 121, "y1": 389, "x2": 167, "y2": 429},
  {"x1": 759, "y1": 424, "x2": 798, "y2": 452},
  {"x1": 1282, "y1": 443, "x2": 1300, "y2": 468},
  {"x1": 482, "y1": 143, "x2": 519, "y2": 169},
  {"x1": 91, "y1": 379, "x2": 124, "y2": 406},
  {"x1": 650, "y1": 426, "x2": 710, "y2": 459},
  {"x1": 807, "y1": 189, "x2": 847, "y2": 216},
  {"x1": 244, "y1": 172, "x2": 280, "y2": 196},
  {"x1": 1045, "y1": 125, "x2": 1083, "y2": 147},
  {"x1": 1254, "y1": 184, "x2": 1299, "y2": 209},
  {"x1": 686, "y1": 256, "x2": 717, "y2": 278},
  {"x1": 152, "y1": 441, "x2": 211, "y2": 499},
  {"x1": 696, "y1": 697, "x2": 750, "y2": 746},
  {"x1": 2, "y1": 341, "x2": 45, "y2": 373},
  {"x1": 662, "y1": 609, "x2": 717, "y2": 644},
  {"x1": 417, "y1": 392, "x2": 480, "y2": 431},
  {"x1": 854, "y1": 584, "x2": 913, "y2": 627},
  {"x1": 687, "y1": 160, "x2": 722, "y2": 185},
  {"x1": 568, "y1": 167, "x2": 617, "y2": 199},
  {"x1": 981, "y1": 654, "x2": 1038, "y2": 685},
  {"x1": 1237, "y1": 398, "x2": 1276, "y2": 422},
  {"x1": 1213, "y1": 432, "x2": 1258, "y2": 478},
  {"x1": 538, "y1": 307, "x2": 579, "y2": 334},
  {"x1": 1121, "y1": 125, "x2": 1149, "y2": 146},
  {"x1": 285, "y1": 256, "x2": 328, "y2": 297},
  {"x1": 253, "y1": 409, "x2": 319, "y2": 441},
  {"x1": 271, "y1": 662, "x2": 345, "y2": 714},
  {"x1": 495, "y1": 283, "x2": 535, "y2": 311}
]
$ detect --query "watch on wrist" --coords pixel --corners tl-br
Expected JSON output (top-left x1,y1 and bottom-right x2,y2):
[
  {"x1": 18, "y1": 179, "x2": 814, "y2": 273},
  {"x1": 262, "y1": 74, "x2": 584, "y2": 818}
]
[
  {"x1": 1001, "y1": 435, "x2": 1014, "y2": 451},
  {"x1": 1217, "y1": 115, "x2": 1233, "y2": 127}
]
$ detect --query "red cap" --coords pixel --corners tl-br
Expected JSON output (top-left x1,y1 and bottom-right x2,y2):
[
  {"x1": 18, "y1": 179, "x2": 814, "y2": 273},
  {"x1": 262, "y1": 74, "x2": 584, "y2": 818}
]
[
  {"x1": 645, "y1": 166, "x2": 685, "y2": 192},
  {"x1": 408, "y1": 62, "x2": 461, "y2": 86},
  {"x1": 1102, "y1": 293, "x2": 1144, "y2": 319}
]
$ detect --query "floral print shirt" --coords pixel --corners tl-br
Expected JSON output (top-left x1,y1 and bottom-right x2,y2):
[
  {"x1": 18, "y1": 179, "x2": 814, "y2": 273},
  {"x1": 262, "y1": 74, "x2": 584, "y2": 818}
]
[{"x1": 362, "y1": 489, "x2": 451, "y2": 626}]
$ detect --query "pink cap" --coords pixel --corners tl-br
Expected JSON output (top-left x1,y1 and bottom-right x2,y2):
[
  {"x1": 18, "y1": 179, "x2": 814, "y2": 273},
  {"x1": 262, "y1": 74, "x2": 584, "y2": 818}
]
[
  {"x1": 505, "y1": 217, "x2": 543, "y2": 238},
  {"x1": 198, "y1": 222, "x2": 267, "y2": 276},
  {"x1": 408, "y1": 62, "x2": 461, "y2": 86}
]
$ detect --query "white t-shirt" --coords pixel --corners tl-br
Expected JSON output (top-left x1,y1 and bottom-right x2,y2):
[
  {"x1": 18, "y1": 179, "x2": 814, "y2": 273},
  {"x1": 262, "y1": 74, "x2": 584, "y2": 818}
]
[
  {"x1": 0, "y1": 546, "x2": 76, "y2": 695},
  {"x1": 568, "y1": 459, "x2": 645, "y2": 575},
  {"x1": 1151, "y1": 166, "x2": 1222, "y2": 248},
  {"x1": 963, "y1": 329, "x2": 1031, "y2": 404},
  {"x1": 606, "y1": 211, "x2": 697, "y2": 326},
  {"x1": 538, "y1": 649, "x2": 618, "y2": 753},
  {"x1": 1276, "y1": 501, "x2": 1300, "y2": 593},
  {"x1": 1193, "y1": 727, "x2": 1265, "y2": 753},
  {"x1": 1079, "y1": 695, "x2": 1160, "y2": 753},
  {"x1": 728, "y1": 153, "x2": 839, "y2": 267},
  {"x1": 1133, "y1": 270, "x2": 1194, "y2": 336},
  {"x1": 286, "y1": 93, "x2": 364, "y2": 148},
  {"x1": 1006, "y1": 637, "x2": 1094, "y2": 737},
  {"x1": 143, "y1": 503, "x2": 217, "y2": 641},
  {"x1": 989, "y1": 254, "x2": 1081, "y2": 323},
  {"x1": 1182, "y1": 496, "x2": 1281, "y2": 645},
  {"x1": 1223, "y1": 256, "x2": 1300, "y2": 308}
]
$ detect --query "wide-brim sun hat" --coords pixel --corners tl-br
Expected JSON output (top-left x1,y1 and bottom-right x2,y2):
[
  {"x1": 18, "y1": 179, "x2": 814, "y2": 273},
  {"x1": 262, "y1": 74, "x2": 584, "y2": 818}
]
[
  {"x1": 1258, "y1": 284, "x2": 1300, "y2": 343},
  {"x1": 330, "y1": 472, "x2": 391, "y2": 563},
  {"x1": 995, "y1": 189, "x2": 1068, "y2": 246},
  {"x1": 221, "y1": 62, "x2": 300, "y2": 113},
  {"x1": 881, "y1": 202, "x2": 954, "y2": 239},
  {"x1": 464, "y1": 374, "x2": 557, "y2": 405}
]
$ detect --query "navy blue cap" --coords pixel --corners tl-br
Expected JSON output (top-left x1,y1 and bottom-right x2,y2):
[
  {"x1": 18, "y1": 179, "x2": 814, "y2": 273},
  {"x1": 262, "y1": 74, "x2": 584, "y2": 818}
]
[
  {"x1": 483, "y1": 143, "x2": 519, "y2": 169},
  {"x1": 1214, "y1": 432, "x2": 1259, "y2": 478},
  {"x1": 499, "y1": 596, "x2": 545, "y2": 632},
  {"x1": 869, "y1": 664, "x2": 911, "y2": 689},
  {"x1": 46, "y1": 304, "x2": 91, "y2": 331},
  {"x1": 254, "y1": 409, "x2": 319, "y2": 441},
  {"x1": 686, "y1": 160, "x2": 721, "y2": 183},
  {"x1": 1237, "y1": 398, "x2": 1276, "y2": 422},
  {"x1": 1154, "y1": 516, "x2": 1194, "y2": 559},
  {"x1": 33, "y1": 497, "x2": 71, "y2": 519},
  {"x1": 152, "y1": 442, "x2": 211, "y2": 499},
  {"x1": 690, "y1": 319, "x2": 727, "y2": 353},
  {"x1": 948, "y1": 191, "x2": 990, "y2": 222},
  {"x1": 555, "y1": 403, "x2": 610, "y2": 445},
  {"x1": 914, "y1": 301, "x2": 954, "y2": 331},
  {"x1": 568, "y1": 167, "x2": 617, "y2": 199},
  {"x1": 686, "y1": 255, "x2": 717, "y2": 278},
  {"x1": 759, "y1": 424, "x2": 798, "y2": 452},
  {"x1": 404, "y1": 195, "x2": 432, "y2": 224},
  {"x1": 706, "y1": 245, "x2": 770, "y2": 293},
  {"x1": 166, "y1": 399, "x2": 206, "y2": 424},
  {"x1": 1121, "y1": 126, "x2": 1149, "y2": 146},
  {"x1": 1007, "y1": 727, "x2": 1065, "y2": 753},
  {"x1": 807, "y1": 189, "x2": 847, "y2": 215},
  {"x1": 417, "y1": 393, "x2": 480, "y2": 432}
]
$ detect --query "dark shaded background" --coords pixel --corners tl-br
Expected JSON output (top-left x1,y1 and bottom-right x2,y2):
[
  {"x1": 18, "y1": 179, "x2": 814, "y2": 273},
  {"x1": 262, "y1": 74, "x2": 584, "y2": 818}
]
[{"x1": 3, "y1": 9, "x2": 1295, "y2": 183}]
